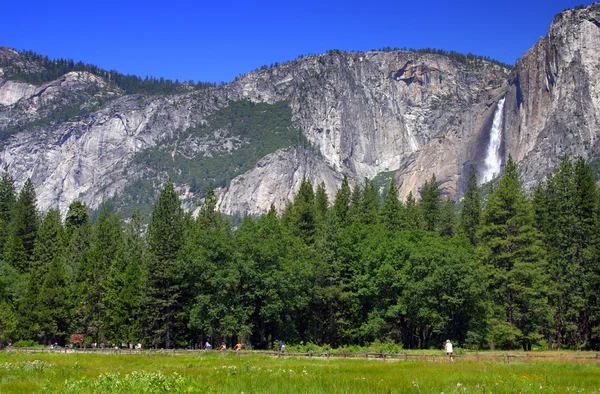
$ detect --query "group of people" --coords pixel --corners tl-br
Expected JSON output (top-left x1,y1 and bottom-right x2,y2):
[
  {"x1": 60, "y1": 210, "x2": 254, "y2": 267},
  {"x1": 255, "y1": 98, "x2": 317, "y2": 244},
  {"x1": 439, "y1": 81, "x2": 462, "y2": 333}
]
[
  {"x1": 199, "y1": 339, "x2": 453, "y2": 360},
  {"x1": 204, "y1": 341, "x2": 243, "y2": 355}
]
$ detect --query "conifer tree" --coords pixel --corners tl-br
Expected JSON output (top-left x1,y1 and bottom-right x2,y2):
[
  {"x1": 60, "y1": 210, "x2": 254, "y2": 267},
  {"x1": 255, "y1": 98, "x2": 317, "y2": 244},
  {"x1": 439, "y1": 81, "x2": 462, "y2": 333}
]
[
  {"x1": 0, "y1": 169, "x2": 16, "y2": 253},
  {"x1": 333, "y1": 176, "x2": 351, "y2": 226},
  {"x1": 420, "y1": 174, "x2": 441, "y2": 232},
  {"x1": 289, "y1": 178, "x2": 317, "y2": 244},
  {"x1": 146, "y1": 182, "x2": 185, "y2": 348},
  {"x1": 459, "y1": 169, "x2": 481, "y2": 245},
  {"x1": 360, "y1": 179, "x2": 379, "y2": 225},
  {"x1": 20, "y1": 209, "x2": 66, "y2": 342},
  {"x1": 438, "y1": 199, "x2": 457, "y2": 237},
  {"x1": 573, "y1": 158, "x2": 600, "y2": 349},
  {"x1": 347, "y1": 184, "x2": 363, "y2": 222},
  {"x1": 380, "y1": 178, "x2": 403, "y2": 232},
  {"x1": 72, "y1": 203, "x2": 122, "y2": 344},
  {"x1": 404, "y1": 191, "x2": 423, "y2": 230},
  {"x1": 65, "y1": 201, "x2": 89, "y2": 238},
  {"x1": 4, "y1": 178, "x2": 39, "y2": 273},
  {"x1": 542, "y1": 155, "x2": 584, "y2": 349},
  {"x1": 37, "y1": 256, "x2": 71, "y2": 345},
  {"x1": 63, "y1": 201, "x2": 91, "y2": 274},
  {"x1": 198, "y1": 184, "x2": 218, "y2": 229},
  {"x1": 104, "y1": 209, "x2": 146, "y2": 345},
  {"x1": 477, "y1": 156, "x2": 549, "y2": 350},
  {"x1": 315, "y1": 182, "x2": 329, "y2": 230}
]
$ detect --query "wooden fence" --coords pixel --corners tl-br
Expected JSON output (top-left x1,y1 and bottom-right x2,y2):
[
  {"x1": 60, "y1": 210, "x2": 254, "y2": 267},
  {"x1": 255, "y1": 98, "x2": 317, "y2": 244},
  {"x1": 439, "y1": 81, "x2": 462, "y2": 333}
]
[{"x1": 4, "y1": 347, "x2": 600, "y2": 363}]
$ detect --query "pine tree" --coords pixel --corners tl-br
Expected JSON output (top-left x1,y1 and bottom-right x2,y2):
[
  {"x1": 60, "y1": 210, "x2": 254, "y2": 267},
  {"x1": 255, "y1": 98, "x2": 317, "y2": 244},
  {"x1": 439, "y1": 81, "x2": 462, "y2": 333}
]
[
  {"x1": 571, "y1": 158, "x2": 600, "y2": 349},
  {"x1": 20, "y1": 209, "x2": 67, "y2": 342},
  {"x1": 420, "y1": 174, "x2": 441, "y2": 232},
  {"x1": 37, "y1": 256, "x2": 71, "y2": 345},
  {"x1": 198, "y1": 184, "x2": 218, "y2": 229},
  {"x1": 477, "y1": 156, "x2": 549, "y2": 350},
  {"x1": 333, "y1": 176, "x2": 351, "y2": 226},
  {"x1": 315, "y1": 182, "x2": 329, "y2": 230},
  {"x1": 459, "y1": 169, "x2": 481, "y2": 245},
  {"x1": 347, "y1": 184, "x2": 363, "y2": 222},
  {"x1": 404, "y1": 191, "x2": 423, "y2": 230},
  {"x1": 438, "y1": 199, "x2": 457, "y2": 237},
  {"x1": 146, "y1": 182, "x2": 185, "y2": 348},
  {"x1": 4, "y1": 178, "x2": 39, "y2": 273},
  {"x1": 536, "y1": 155, "x2": 598, "y2": 349},
  {"x1": 104, "y1": 209, "x2": 146, "y2": 345},
  {"x1": 72, "y1": 203, "x2": 122, "y2": 344},
  {"x1": 380, "y1": 179, "x2": 403, "y2": 232},
  {"x1": 64, "y1": 201, "x2": 91, "y2": 274},
  {"x1": 289, "y1": 178, "x2": 317, "y2": 244},
  {"x1": 572, "y1": 157, "x2": 598, "y2": 349},
  {"x1": 0, "y1": 169, "x2": 16, "y2": 253},
  {"x1": 65, "y1": 201, "x2": 89, "y2": 238},
  {"x1": 360, "y1": 179, "x2": 379, "y2": 225}
]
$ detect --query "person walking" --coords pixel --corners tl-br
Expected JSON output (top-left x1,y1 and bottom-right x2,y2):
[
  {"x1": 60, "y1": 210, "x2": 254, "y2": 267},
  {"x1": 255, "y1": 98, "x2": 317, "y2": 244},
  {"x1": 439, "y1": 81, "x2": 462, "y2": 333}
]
[
  {"x1": 444, "y1": 340, "x2": 454, "y2": 361},
  {"x1": 234, "y1": 343, "x2": 242, "y2": 356}
]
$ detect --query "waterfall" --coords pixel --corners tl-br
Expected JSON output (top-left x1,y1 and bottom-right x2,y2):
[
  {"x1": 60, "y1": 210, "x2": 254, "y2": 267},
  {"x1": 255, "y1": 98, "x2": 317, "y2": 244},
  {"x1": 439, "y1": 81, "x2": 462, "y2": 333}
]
[{"x1": 481, "y1": 98, "x2": 505, "y2": 184}]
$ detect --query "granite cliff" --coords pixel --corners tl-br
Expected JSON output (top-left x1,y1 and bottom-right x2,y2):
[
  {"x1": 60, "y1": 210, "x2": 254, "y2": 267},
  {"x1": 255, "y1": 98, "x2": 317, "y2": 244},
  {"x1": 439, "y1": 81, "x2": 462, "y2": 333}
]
[{"x1": 0, "y1": 3, "x2": 599, "y2": 216}]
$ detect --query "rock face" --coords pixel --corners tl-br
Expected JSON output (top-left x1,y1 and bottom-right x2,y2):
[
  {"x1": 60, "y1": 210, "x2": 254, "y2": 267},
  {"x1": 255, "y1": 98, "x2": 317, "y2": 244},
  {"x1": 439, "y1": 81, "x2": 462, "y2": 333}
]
[
  {"x1": 503, "y1": 3, "x2": 600, "y2": 190},
  {"x1": 218, "y1": 147, "x2": 342, "y2": 215},
  {"x1": 0, "y1": 4, "x2": 599, "y2": 217}
]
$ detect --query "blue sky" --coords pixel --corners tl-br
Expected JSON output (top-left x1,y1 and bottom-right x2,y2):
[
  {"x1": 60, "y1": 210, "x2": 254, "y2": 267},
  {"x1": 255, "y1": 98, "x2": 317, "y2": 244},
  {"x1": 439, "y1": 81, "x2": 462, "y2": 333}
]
[{"x1": 1, "y1": 0, "x2": 593, "y2": 84}]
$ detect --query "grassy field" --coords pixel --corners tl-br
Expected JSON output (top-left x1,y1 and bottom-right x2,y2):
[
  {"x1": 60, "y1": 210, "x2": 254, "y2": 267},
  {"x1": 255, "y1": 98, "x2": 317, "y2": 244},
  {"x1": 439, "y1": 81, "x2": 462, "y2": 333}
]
[{"x1": 0, "y1": 350, "x2": 599, "y2": 393}]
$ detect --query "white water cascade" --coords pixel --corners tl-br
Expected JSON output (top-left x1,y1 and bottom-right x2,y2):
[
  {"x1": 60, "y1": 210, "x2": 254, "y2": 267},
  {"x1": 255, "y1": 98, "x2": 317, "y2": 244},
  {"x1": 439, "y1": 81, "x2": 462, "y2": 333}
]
[{"x1": 481, "y1": 98, "x2": 505, "y2": 183}]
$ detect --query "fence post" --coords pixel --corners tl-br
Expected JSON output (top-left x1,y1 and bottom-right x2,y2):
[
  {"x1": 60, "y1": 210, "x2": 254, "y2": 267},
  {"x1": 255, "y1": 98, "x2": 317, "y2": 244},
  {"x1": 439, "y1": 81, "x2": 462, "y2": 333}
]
[
  {"x1": 404, "y1": 352, "x2": 407, "y2": 361},
  {"x1": 476, "y1": 351, "x2": 479, "y2": 362}
]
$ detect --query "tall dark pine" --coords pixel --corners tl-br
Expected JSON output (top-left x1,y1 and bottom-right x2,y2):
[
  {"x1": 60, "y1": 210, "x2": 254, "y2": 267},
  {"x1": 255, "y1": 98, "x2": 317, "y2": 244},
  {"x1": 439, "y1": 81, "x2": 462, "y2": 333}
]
[
  {"x1": 542, "y1": 156, "x2": 584, "y2": 349},
  {"x1": 477, "y1": 156, "x2": 548, "y2": 350},
  {"x1": 380, "y1": 179, "x2": 403, "y2": 232},
  {"x1": 4, "y1": 178, "x2": 39, "y2": 273},
  {"x1": 104, "y1": 209, "x2": 146, "y2": 345},
  {"x1": 72, "y1": 203, "x2": 122, "y2": 343},
  {"x1": 438, "y1": 199, "x2": 457, "y2": 237},
  {"x1": 420, "y1": 174, "x2": 441, "y2": 232},
  {"x1": 315, "y1": 182, "x2": 329, "y2": 231},
  {"x1": 360, "y1": 179, "x2": 379, "y2": 225},
  {"x1": 198, "y1": 184, "x2": 218, "y2": 229},
  {"x1": 20, "y1": 209, "x2": 67, "y2": 343},
  {"x1": 459, "y1": 169, "x2": 481, "y2": 245},
  {"x1": 333, "y1": 176, "x2": 351, "y2": 226},
  {"x1": 289, "y1": 178, "x2": 317, "y2": 245},
  {"x1": 0, "y1": 170, "x2": 16, "y2": 253},
  {"x1": 404, "y1": 191, "x2": 423, "y2": 230},
  {"x1": 572, "y1": 158, "x2": 600, "y2": 349},
  {"x1": 146, "y1": 182, "x2": 185, "y2": 348}
]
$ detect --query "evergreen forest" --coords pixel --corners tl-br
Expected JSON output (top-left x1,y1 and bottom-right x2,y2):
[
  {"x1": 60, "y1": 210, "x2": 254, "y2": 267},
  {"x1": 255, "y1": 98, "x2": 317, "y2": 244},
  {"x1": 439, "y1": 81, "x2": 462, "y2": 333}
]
[{"x1": 0, "y1": 155, "x2": 599, "y2": 352}]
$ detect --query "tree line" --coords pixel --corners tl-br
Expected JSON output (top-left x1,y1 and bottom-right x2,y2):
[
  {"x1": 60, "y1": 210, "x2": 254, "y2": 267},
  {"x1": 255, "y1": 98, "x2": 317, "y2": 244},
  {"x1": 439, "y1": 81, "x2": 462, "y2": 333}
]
[
  {"x1": 6, "y1": 50, "x2": 220, "y2": 95},
  {"x1": 0, "y1": 155, "x2": 599, "y2": 351}
]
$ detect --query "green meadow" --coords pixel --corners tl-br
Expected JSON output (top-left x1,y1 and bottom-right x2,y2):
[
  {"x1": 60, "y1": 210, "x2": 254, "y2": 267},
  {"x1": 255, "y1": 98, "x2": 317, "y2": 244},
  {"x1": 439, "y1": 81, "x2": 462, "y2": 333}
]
[{"x1": 1, "y1": 351, "x2": 599, "y2": 393}]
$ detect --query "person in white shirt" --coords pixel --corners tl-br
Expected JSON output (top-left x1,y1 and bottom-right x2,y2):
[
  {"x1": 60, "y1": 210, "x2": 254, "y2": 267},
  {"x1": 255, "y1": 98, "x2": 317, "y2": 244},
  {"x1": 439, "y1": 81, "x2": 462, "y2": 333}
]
[{"x1": 444, "y1": 340, "x2": 453, "y2": 361}]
